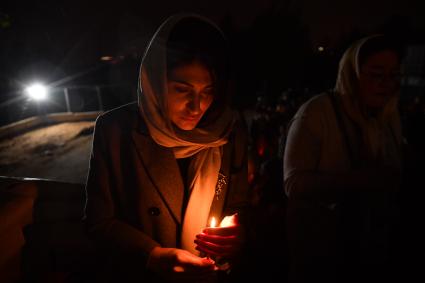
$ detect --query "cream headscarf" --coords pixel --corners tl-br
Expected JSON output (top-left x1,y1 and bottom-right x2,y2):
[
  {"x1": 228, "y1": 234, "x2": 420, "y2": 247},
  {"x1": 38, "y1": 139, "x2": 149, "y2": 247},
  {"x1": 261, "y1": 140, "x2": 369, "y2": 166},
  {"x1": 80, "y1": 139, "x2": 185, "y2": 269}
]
[
  {"x1": 138, "y1": 14, "x2": 235, "y2": 255},
  {"x1": 334, "y1": 35, "x2": 402, "y2": 164}
]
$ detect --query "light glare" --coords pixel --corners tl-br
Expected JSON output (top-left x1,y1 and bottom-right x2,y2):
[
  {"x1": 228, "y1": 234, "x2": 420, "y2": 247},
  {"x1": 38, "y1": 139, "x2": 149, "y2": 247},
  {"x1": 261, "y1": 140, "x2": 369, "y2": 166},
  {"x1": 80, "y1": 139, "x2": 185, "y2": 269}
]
[{"x1": 26, "y1": 83, "x2": 48, "y2": 101}]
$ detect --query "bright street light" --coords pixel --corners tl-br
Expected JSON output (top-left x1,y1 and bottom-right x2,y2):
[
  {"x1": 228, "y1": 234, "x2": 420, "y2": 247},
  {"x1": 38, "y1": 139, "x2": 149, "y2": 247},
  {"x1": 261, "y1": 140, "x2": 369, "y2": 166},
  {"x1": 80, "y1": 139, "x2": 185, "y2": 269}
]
[{"x1": 25, "y1": 83, "x2": 48, "y2": 101}]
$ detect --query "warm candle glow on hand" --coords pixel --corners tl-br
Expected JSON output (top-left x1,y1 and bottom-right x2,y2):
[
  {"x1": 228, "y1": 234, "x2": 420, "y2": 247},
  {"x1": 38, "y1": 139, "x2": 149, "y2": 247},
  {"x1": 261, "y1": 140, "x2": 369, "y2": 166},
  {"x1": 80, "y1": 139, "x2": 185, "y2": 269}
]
[{"x1": 196, "y1": 213, "x2": 242, "y2": 265}]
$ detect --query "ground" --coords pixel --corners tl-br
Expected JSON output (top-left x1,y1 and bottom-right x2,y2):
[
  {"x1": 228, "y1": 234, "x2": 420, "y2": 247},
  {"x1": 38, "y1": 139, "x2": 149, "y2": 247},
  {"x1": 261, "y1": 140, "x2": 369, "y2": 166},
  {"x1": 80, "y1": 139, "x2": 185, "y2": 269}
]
[{"x1": 0, "y1": 121, "x2": 95, "y2": 184}]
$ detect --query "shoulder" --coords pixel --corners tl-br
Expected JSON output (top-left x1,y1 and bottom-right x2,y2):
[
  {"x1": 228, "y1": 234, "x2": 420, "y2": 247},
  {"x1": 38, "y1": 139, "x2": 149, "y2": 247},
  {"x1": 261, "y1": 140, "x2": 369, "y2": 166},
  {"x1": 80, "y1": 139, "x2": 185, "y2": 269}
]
[
  {"x1": 94, "y1": 102, "x2": 139, "y2": 135},
  {"x1": 287, "y1": 92, "x2": 335, "y2": 140},
  {"x1": 294, "y1": 92, "x2": 332, "y2": 120}
]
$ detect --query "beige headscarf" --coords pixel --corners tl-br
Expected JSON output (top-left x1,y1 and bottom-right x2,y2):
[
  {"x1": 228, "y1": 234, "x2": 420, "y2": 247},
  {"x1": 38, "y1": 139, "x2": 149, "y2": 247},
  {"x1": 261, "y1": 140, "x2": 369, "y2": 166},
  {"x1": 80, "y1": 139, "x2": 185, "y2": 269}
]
[
  {"x1": 138, "y1": 14, "x2": 235, "y2": 255},
  {"x1": 334, "y1": 35, "x2": 402, "y2": 164}
]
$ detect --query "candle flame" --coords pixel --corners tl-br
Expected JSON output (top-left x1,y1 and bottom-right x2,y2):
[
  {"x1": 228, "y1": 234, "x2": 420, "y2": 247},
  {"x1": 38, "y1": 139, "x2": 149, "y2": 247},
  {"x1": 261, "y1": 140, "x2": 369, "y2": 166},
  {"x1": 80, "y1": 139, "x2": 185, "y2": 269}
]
[
  {"x1": 210, "y1": 217, "x2": 217, "y2": 228},
  {"x1": 220, "y1": 213, "x2": 238, "y2": 227}
]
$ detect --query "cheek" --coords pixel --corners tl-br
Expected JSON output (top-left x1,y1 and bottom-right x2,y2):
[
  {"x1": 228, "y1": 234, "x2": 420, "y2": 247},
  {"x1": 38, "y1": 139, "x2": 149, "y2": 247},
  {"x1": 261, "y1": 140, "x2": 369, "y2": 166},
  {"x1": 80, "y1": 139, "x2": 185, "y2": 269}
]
[
  {"x1": 166, "y1": 97, "x2": 183, "y2": 120},
  {"x1": 358, "y1": 80, "x2": 372, "y2": 99},
  {"x1": 386, "y1": 81, "x2": 400, "y2": 93},
  {"x1": 201, "y1": 97, "x2": 214, "y2": 112},
  {"x1": 359, "y1": 78, "x2": 383, "y2": 97}
]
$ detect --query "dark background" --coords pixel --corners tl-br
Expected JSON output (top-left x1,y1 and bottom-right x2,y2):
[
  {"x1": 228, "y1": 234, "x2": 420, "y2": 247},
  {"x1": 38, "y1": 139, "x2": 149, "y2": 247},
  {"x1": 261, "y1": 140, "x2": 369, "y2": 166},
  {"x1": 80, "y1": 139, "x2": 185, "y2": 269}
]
[
  {"x1": 0, "y1": 2, "x2": 424, "y2": 280},
  {"x1": 1, "y1": 0, "x2": 424, "y2": 125}
]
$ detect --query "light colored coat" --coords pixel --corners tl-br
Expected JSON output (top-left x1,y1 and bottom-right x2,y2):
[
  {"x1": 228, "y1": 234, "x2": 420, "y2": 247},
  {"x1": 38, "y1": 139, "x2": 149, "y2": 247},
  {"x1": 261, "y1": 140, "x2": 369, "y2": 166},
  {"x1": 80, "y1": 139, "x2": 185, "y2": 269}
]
[{"x1": 284, "y1": 93, "x2": 401, "y2": 281}]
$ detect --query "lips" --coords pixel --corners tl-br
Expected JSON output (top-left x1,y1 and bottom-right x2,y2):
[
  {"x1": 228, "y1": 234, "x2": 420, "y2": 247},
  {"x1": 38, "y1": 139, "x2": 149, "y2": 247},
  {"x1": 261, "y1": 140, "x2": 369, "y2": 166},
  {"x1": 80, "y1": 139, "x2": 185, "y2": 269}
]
[
  {"x1": 375, "y1": 91, "x2": 395, "y2": 98},
  {"x1": 181, "y1": 115, "x2": 199, "y2": 122}
]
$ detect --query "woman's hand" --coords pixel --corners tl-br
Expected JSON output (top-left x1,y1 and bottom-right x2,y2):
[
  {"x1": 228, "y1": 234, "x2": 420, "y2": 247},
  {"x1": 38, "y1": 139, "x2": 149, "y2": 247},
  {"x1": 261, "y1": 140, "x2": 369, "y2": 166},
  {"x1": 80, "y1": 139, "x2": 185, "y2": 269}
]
[
  {"x1": 147, "y1": 247, "x2": 217, "y2": 282},
  {"x1": 194, "y1": 215, "x2": 245, "y2": 259}
]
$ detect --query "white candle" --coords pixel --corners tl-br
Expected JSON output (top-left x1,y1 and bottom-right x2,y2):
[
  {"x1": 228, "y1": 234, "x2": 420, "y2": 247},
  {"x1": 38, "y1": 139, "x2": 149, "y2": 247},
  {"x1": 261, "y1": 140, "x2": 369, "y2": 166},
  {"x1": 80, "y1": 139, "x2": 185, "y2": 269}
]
[
  {"x1": 219, "y1": 214, "x2": 236, "y2": 227},
  {"x1": 209, "y1": 213, "x2": 237, "y2": 228}
]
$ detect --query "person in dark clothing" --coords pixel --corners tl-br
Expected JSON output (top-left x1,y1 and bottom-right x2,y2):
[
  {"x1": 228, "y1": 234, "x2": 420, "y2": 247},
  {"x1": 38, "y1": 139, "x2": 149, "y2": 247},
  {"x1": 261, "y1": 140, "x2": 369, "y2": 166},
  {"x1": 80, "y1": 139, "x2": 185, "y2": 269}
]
[
  {"x1": 84, "y1": 14, "x2": 249, "y2": 283},
  {"x1": 284, "y1": 35, "x2": 404, "y2": 283}
]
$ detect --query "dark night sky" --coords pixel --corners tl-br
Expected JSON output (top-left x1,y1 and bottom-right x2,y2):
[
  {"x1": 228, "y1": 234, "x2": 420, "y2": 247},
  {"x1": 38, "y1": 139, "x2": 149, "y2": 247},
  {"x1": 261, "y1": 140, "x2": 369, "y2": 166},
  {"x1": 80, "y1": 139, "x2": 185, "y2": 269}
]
[
  {"x1": 0, "y1": 0, "x2": 424, "y2": 107},
  {"x1": 294, "y1": 0, "x2": 424, "y2": 46}
]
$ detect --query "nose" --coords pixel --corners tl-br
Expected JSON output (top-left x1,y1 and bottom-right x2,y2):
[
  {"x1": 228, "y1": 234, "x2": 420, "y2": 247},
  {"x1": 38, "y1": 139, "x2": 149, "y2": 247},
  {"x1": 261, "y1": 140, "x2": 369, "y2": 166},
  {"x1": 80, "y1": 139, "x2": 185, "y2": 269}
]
[
  {"x1": 379, "y1": 78, "x2": 399, "y2": 92},
  {"x1": 187, "y1": 94, "x2": 201, "y2": 115}
]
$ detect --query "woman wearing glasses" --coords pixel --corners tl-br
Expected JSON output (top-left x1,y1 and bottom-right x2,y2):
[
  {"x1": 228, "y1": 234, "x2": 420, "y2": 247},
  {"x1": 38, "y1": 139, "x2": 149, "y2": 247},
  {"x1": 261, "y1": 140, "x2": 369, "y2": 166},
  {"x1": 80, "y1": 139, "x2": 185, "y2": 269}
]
[{"x1": 284, "y1": 35, "x2": 403, "y2": 283}]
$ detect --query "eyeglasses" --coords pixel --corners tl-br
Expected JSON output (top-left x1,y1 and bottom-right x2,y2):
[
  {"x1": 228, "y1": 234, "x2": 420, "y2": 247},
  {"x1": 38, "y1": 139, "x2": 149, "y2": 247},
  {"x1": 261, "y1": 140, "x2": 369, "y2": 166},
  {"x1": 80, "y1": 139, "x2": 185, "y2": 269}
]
[{"x1": 361, "y1": 71, "x2": 403, "y2": 83}]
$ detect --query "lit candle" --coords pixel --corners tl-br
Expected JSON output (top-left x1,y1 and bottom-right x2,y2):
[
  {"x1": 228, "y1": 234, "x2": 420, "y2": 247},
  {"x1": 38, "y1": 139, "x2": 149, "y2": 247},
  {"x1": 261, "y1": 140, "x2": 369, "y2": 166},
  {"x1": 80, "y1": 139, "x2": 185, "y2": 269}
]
[
  {"x1": 204, "y1": 214, "x2": 237, "y2": 271},
  {"x1": 210, "y1": 217, "x2": 217, "y2": 228},
  {"x1": 219, "y1": 214, "x2": 236, "y2": 227},
  {"x1": 208, "y1": 214, "x2": 237, "y2": 229}
]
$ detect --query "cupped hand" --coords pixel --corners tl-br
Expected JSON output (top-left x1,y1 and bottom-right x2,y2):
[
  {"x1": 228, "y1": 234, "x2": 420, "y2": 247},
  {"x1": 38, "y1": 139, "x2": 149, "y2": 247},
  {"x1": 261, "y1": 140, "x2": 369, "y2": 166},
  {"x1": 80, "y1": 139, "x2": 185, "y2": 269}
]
[
  {"x1": 147, "y1": 247, "x2": 217, "y2": 282},
  {"x1": 195, "y1": 223, "x2": 245, "y2": 258}
]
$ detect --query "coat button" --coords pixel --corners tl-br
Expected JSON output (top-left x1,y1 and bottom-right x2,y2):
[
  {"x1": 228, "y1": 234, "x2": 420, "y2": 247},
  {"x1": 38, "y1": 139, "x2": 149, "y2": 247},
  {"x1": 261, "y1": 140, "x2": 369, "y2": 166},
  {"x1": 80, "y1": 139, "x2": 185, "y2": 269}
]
[{"x1": 148, "y1": 207, "x2": 160, "y2": 216}]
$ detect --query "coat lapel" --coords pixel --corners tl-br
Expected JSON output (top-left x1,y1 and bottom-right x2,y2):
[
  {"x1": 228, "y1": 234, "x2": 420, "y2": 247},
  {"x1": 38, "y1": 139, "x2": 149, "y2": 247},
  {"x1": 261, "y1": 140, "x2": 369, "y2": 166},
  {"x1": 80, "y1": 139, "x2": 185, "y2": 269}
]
[{"x1": 131, "y1": 130, "x2": 184, "y2": 225}]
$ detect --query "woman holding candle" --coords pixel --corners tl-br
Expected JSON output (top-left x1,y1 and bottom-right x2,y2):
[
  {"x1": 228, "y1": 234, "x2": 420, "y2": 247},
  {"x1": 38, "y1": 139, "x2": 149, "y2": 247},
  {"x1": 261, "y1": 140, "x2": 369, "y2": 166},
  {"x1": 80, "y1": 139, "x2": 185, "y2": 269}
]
[
  {"x1": 84, "y1": 14, "x2": 249, "y2": 283},
  {"x1": 284, "y1": 35, "x2": 403, "y2": 282}
]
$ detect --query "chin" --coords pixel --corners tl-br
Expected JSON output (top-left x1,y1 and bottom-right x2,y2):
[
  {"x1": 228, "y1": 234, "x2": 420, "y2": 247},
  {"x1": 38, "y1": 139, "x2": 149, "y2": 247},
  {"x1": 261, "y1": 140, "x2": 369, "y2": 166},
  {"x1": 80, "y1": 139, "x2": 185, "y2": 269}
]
[
  {"x1": 179, "y1": 125, "x2": 196, "y2": 131},
  {"x1": 175, "y1": 121, "x2": 198, "y2": 131},
  {"x1": 366, "y1": 98, "x2": 389, "y2": 110}
]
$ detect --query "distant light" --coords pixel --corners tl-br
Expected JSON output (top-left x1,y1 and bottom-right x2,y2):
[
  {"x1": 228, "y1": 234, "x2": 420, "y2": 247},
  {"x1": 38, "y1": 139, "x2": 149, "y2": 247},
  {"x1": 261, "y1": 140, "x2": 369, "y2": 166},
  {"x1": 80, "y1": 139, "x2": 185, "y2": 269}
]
[
  {"x1": 318, "y1": 46, "x2": 325, "y2": 52},
  {"x1": 25, "y1": 83, "x2": 48, "y2": 101},
  {"x1": 100, "y1": 56, "x2": 113, "y2": 61}
]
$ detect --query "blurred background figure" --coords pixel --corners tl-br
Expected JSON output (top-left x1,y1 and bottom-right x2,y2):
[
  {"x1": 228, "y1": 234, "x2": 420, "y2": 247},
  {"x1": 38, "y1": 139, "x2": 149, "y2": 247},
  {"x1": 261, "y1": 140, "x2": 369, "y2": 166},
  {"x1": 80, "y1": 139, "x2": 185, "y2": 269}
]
[{"x1": 284, "y1": 35, "x2": 404, "y2": 283}]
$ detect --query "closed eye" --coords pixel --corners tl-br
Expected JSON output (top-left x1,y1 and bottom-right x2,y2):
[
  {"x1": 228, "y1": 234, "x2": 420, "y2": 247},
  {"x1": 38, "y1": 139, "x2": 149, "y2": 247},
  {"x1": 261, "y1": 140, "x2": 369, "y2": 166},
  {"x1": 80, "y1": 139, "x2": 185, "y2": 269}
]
[
  {"x1": 174, "y1": 86, "x2": 190, "y2": 93},
  {"x1": 202, "y1": 87, "x2": 214, "y2": 97}
]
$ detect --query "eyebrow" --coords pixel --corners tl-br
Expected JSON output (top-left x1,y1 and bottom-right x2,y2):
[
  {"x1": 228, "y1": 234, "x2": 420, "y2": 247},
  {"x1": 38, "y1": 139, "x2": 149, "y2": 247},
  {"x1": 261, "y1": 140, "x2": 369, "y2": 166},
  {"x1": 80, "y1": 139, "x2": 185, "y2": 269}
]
[{"x1": 170, "y1": 80, "x2": 213, "y2": 88}]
